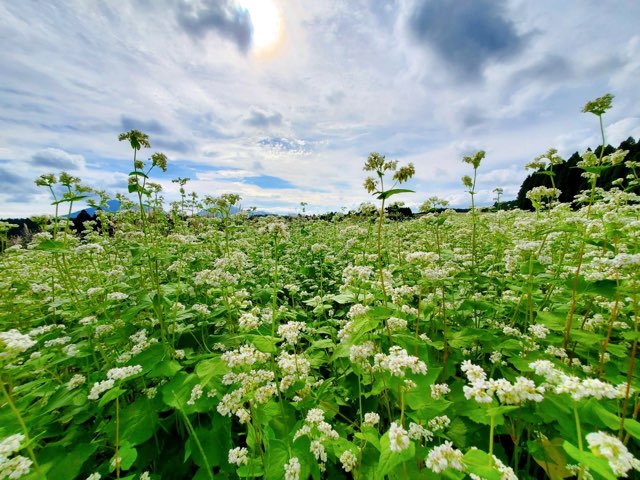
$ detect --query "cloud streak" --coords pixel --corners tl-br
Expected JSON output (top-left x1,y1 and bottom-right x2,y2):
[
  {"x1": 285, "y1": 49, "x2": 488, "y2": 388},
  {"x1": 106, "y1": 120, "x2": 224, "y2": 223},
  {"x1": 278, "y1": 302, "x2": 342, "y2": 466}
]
[{"x1": 0, "y1": 0, "x2": 638, "y2": 217}]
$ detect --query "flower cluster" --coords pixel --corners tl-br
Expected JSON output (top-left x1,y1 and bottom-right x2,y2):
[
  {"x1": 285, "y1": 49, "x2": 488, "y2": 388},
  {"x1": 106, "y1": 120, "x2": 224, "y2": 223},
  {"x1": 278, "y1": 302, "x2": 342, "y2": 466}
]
[
  {"x1": 218, "y1": 367, "x2": 277, "y2": 423},
  {"x1": 0, "y1": 329, "x2": 36, "y2": 361},
  {"x1": 373, "y1": 346, "x2": 427, "y2": 377},
  {"x1": 462, "y1": 361, "x2": 544, "y2": 404},
  {"x1": 293, "y1": 408, "x2": 339, "y2": 471},
  {"x1": 0, "y1": 434, "x2": 32, "y2": 479},
  {"x1": 388, "y1": 422, "x2": 410, "y2": 452},
  {"x1": 284, "y1": 457, "x2": 300, "y2": 480},
  {"x1": 586, "y1": 431, "x2": 640, "y2": 477},
  {"x1": 425, "y1": 441, "x2": 465, "y2": 474},
  {"x1": 278, "y1": 321, "x2": 307, "y2": 346},
  {"x1": 529, "y1": 360, "x2": 629, "y2": 401},
  {"x1": 87, "y1": 365, "x2": 142, "y2": 400},
  {"x1": 221, "y1": 344, "x2": 270, "y2": 369},
  {"x1": 228, "y1": 446, "x2": 249, "y2": 466},
  {"x1": 339, "y1": 449, "x2": 358, "y2": 472}
]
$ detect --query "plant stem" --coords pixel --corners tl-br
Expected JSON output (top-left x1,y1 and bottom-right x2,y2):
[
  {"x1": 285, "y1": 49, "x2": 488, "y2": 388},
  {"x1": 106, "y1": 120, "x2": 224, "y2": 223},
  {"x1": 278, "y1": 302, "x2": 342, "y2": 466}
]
[{"x1": 574, "y1": 403, "x2": 584, "y2": 480}]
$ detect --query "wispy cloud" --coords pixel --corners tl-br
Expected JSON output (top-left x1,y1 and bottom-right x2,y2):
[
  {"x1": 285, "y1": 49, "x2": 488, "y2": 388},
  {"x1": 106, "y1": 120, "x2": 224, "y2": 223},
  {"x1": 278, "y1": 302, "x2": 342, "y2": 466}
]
[
  {"x1": 31, "y1": 148, "x2": 85, "y2": 170},
  {"x1": 0, "y1": 0, "x2": 638, "y2": 217}
]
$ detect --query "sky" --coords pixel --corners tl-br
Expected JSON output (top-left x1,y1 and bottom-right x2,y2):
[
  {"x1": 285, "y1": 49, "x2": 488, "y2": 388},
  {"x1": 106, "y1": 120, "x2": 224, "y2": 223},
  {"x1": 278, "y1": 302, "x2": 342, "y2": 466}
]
[{"x1": 1, "y1": 0, "x2": 639, "y2": 217}]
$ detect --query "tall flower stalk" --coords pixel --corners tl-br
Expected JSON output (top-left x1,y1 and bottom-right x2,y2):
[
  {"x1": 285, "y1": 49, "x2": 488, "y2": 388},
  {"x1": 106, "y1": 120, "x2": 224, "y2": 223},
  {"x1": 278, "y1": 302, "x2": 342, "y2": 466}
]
[
  {"x1": 462, "y1": 150, "x2": 484, "y2": 326},
  {"x1": 118, "y1": 129, "x2": 168, "y2": 237},
  {"x1": 363, "y1": 152, "x2": 415, "y2": 304}
]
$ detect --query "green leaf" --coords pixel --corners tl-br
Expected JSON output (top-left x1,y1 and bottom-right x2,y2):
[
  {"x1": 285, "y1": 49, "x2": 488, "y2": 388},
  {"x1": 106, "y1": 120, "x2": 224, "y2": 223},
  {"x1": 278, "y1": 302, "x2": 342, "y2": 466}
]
[
  {"x1": 65, "y1": 194, "x2": 89, "y2": 203},
  {"x1": 462, "y1": 449, "x2": 502, "y2": 480},
  {"x1": 195, "y1": 357, "x2": 228, "y2": 384},
  {"x1": 377, "y1": 188, "x2": 415, "y2": 200},
  {"x1": 578, "y1": 165, "x2": 611, "y2": 175},
  {"x1": 236, "y1": 459, "x2": 265, "y2": 477},
  {"x1": 118, "y1": 398, "x2": 159, "y2": 446},
  {"x1": 245, "y1": 335, "x2": 280, "y2": 353},
  {"x1": 35, "y1": 240, "x2": 68, "y2": 253},
  {"x1": 115, "y1": 441, "x2": 137, "y2": 471},
  {"x1": 582, "y1": 399, "x2": 640, "y2": 441},
  {"x1": 45, "y1": 443, "x2": 97, "y2": 480},
  {"x1": 562, "y1": 441, "x2": 616, "y2": 480},
  {"x1": 349, "y1": 316, "x2": 381, "y2": 344},
  {"x1": 161, "y1": 372, "x2": 199, "y2": 409},
  {"x1": 189, "y1": 425, "x2": 228, "y2": 469},
  {"x1": 264, "y1": 439, "x2": 289, "y2": 480},
  {"x1": 404, "y1": 367, "x2": 443, "y2": 410},
  {"x1": 149, "y1": 359, "x2": 183, "y2": 378},
  {"x1": 354, "y1": 426, "x2": 381, "y2": 451},
  {"x1": 98, "y1": 387, "x2": 126, "y2": 408},
  {"x1": 331, "y1": 293, "x2": 355, "y2": 304},
  {"x1": 536, "y1": 311, "x2": 567, "y2": 331},
  {"x1": 128, "y1": 170, "x2": 149, "y2": 178},
  {"x1": 131, "y1": 342, "x2": 168, "y2": 372}
]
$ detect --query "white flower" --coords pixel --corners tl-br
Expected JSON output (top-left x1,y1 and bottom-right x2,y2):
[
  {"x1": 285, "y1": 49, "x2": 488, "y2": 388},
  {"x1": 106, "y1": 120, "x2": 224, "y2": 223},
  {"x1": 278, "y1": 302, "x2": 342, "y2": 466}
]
[
  {"x1": 340, "y1": 450, "x2": 358, "y2": 472},
  {"x1": 278, "y1": 321, "x2": 307, "y2": 346},
  {"x1": 44, "y1": 336, "x2": 71, "y2": 348},
  {"x1": 0, "y1": 455, "x2": 33, "y2": 479},
  {"x1": 387, "y1": 317, "x2": 408, "y2": 332},
  {"x1": 349, "y1": 342, "x2": 375, "y2": 369},
  {"x1": 492, "y1": 454, "x2": 518, "y2": 480},
  {"x1": 85, "y1": 473, "x2": 101, "y2": 480},
  {"x1": 228, "y1": 447, "x2": 249, "y2": 466},
  {"x1": 173, "y1": 349, "x2": 185, "y2": 360},
  {"x1": 427, "y1": 416, "x2": 451, "y2": 432},
  {"x1": 63, "y1": 343, "x2": 79, "y2": 357},
  {"x1": 107, "y1": 292, "x2": 129, "y2": 301},
  {"x1": 305, "y1": 408, "x2": 325, "y2": 424},
  {"x1": 461, "y1": 360, "x2": 486, "y2": 384},
  {"x1": 238, "y1": 312, "x2": 260, "y2": 331},
  {"x1": 388, "y1": 422, "x2": 410, "y2": 452},
  {"x1": 586, "y1": 431, "x2": 640, "y2": 477},
  {"x1": 0, "y1": 434, "x2": 24, "y2": 455},
  {"x1": 430, "y1": 383, "x2": 450, "y2": 400},
  {"x1": 221, "y1": 344, "x2": 270, "y2": 368},
  {"x1": 187, "y1": 384, "x2": 203, "y2": 406},
  {"x1": 66, "y1": 374, "x2": 86, "y2": 390},
  {"x1": 192, "y1": 303, "x2": 210, "y2": 316},
  {"x1": 88, "y1": 379, "x2": 115, "y2": 400},
  {"x1": 310, "y1": 440, "x2": 327, "y2": 463},
  {"x1": 107, "y1": 365, "x2": 143, "y2": 381},
  {"x1": 0, "y1": 329, "x2": 36, "y2": 360},
  {"x1": 284, "y1": 457, "x2": 301, "y2": 480},
  {"x1": 347, "y1": 304, "x2": 369, "y2": 319},
  {"x1": 408, "y1": 422, "x2": 433, "y2": 442},
  {"x1": 363, "y1": 412, "x2": 380, "y2": 427},
  {"x1": 373, "y1": 346, "x2": 427, "y2": 377},
  {"x1": 425, "y1": 441, "x2": 465, "y2": 473},
  {"x1": 528, "y1": 324, "x2": 550, "y2": 339}
]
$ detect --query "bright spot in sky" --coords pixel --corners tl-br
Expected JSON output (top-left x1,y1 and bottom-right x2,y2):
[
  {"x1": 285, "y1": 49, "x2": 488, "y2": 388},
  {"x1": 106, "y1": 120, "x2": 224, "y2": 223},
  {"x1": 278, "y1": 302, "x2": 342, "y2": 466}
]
[{"x1": 240, "y1": 0, "x2": 283, "y2": 52}]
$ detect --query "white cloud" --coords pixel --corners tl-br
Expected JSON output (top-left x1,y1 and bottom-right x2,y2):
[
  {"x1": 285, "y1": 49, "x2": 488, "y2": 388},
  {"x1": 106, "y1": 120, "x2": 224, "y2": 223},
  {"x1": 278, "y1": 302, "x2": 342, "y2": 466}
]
[{"x1": 0, "y1": 0, "x2": 638, "y2": 217}]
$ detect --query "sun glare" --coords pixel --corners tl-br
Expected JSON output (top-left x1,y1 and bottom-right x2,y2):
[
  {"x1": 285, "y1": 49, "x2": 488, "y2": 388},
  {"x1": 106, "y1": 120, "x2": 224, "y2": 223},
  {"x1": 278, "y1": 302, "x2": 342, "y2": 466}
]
[{"x1": 239, "y1": 0, "x2": 284, "y2": 53}]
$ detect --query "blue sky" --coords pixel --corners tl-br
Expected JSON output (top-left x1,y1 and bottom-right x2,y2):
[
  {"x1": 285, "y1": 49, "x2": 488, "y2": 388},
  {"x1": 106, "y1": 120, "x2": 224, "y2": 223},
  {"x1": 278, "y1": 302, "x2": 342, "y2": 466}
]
[{"x1": 1, "y1": 0, "x2": 639, "y2": 217}]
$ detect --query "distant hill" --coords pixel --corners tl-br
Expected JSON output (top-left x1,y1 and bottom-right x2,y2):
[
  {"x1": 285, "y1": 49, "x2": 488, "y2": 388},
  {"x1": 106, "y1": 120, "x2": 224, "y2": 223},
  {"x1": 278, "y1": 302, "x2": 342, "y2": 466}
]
[{"x1": 69, "y1": 199, "x2": 121, "y2": 218}]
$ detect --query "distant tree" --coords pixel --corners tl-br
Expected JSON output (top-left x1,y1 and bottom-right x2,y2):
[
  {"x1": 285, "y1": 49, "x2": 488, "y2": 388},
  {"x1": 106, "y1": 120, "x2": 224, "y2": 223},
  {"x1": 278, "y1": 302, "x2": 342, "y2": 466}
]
[{"x1": 516, "y1": 137, "x2": 640, "y2": 210}]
